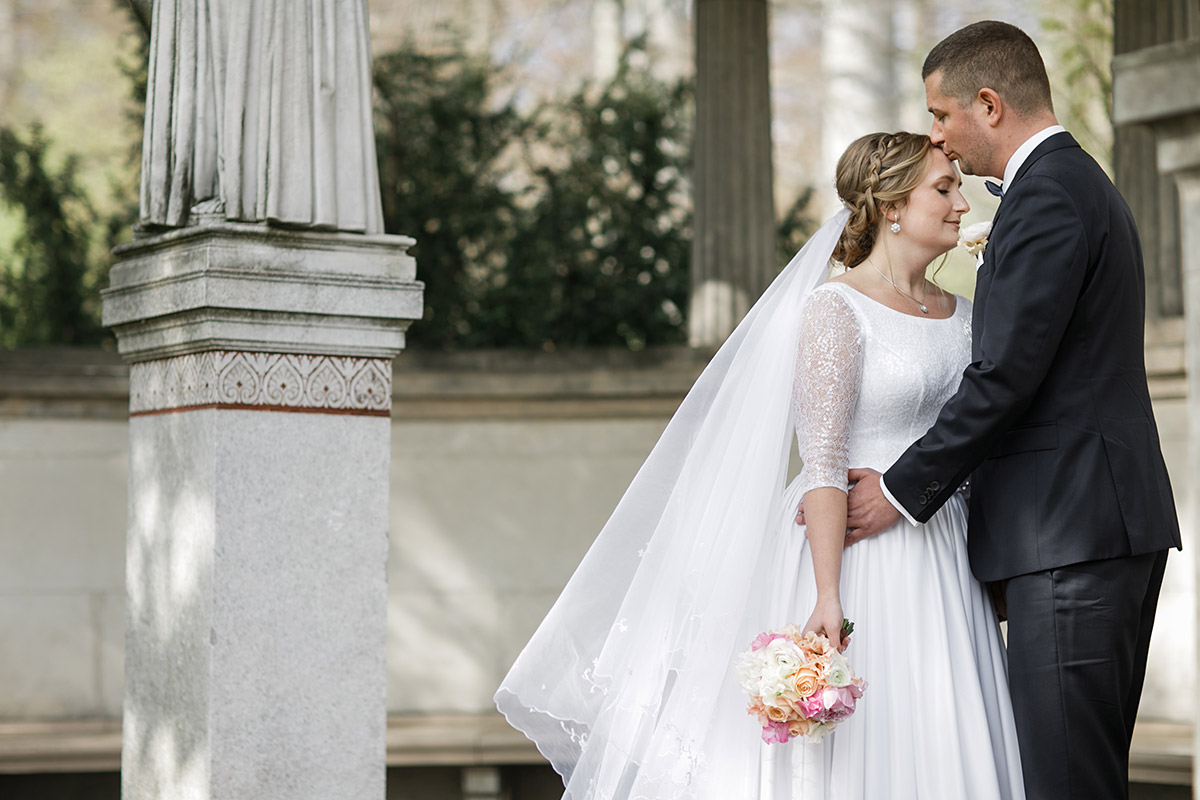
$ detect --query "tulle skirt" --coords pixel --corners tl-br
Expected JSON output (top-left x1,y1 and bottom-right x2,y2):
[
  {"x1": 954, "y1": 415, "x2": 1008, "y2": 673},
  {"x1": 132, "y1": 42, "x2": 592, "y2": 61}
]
[
  {"x1": 497, "y1": 473, "x2": 1026, "y2": 800},
  {"x1": 747, "y1": 478, "x2": 1025, "y2": 800}
]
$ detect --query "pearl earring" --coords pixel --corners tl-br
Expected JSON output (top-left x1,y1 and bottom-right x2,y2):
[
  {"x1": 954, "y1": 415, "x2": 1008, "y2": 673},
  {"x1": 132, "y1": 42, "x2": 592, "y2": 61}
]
[{"x1": 890, "y1": 219, "x2": 901, "y2": 234}]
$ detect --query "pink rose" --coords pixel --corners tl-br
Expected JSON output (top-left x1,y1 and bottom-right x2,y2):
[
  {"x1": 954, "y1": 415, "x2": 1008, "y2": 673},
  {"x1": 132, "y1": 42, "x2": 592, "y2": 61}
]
[
  {"x1": 761, "y1": 721, "x2": 790, "y2": 744},
  {"x1": 751, "y1": 631, "x2": 786, "y2": 651},
  {"x1": 798, "y1": 693, "x2": 826, "y2": 721},
  {"x1": 817, "y1": 687, "x2": 859, "y2": 723},
  {"x1": 799, "y1": 687, "x2": 859, "y2": 723}
]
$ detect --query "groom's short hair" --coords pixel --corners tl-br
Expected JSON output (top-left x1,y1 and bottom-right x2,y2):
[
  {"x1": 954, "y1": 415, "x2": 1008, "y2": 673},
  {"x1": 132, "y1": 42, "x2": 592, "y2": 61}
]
[{"x1": 922, "y1": 21, "x2": 1053, "y2": 118}]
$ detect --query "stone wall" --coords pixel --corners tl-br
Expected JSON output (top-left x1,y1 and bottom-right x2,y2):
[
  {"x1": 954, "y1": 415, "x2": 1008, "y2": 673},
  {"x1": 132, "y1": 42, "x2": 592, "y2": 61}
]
[
  {"x1": 0, "y1": 347, "x2": 702, "y2": 724},
  {"x1": 0, "y1": 347, "x2": 1192, "y2": 786}
]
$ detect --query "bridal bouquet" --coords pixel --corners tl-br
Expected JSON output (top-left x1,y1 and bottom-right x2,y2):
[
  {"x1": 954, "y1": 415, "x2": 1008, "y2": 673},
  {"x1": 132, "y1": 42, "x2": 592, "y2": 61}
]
[{"x1": 733, "y1": 622, "x2": 866, "y2": 744}]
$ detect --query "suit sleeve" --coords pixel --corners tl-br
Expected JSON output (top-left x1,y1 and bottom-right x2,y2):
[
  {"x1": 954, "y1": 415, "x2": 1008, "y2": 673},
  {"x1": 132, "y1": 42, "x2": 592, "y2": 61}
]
[{"x1": 883, "y1": 175, "x2": 1090, "y2": 522}]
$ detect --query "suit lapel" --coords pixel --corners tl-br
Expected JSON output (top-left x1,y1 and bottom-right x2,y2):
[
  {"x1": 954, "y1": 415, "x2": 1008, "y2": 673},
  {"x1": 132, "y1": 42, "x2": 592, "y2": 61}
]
[
  {"x1": 970, "y1": 133, "x2": 1078, "y2": 360},
  {"x1": 973, "y1": 131, "x2": 1080, "y2": 298},
  {"x1": 1010, "y1": 131, "x2": 1078, "y2": 185}
]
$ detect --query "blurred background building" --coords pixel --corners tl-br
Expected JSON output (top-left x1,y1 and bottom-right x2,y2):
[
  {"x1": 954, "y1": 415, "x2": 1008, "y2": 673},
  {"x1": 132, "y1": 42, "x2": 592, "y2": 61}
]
[{"x1": 0, "y1": 0, "x2": 1194, "y2": 798}]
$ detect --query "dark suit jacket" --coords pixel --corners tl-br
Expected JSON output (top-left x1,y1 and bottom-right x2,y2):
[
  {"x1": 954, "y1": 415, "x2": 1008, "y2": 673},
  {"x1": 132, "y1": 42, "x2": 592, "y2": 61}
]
[{"x1": 884, "y1": 132, "x2": 1181, "y2": 582}]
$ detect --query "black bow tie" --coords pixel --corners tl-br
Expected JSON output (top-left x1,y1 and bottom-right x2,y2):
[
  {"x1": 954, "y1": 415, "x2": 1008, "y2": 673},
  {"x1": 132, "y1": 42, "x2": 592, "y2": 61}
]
[{"x1": 985, "y1": 180, "x2": 1004, "y2": 197}]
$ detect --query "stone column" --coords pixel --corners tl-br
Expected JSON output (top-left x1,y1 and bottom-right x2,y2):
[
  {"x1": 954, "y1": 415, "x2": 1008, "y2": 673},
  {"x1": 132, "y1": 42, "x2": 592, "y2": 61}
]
[
  {"x1": 690, "y1": 0, "x2": 775, "y2": 347},
  {"x1": 1113, "y1": 34, "x2": 1200, "y2": 797},
  {"x1": 101, "y1": 224, "x2": 422, "y2": 800},
  {"x1": 1113, "y1": 0, "x2": 1195, "y2": 377},
  {"x1": 592, "y1": 0, "x2": 623, "y2": 82},
  {"x1": 819, "y1": 0, "x2": 898, "y2": 205},
  {"x1": 1174, "y1": 162, "x2": 1200, "y2": 800}
]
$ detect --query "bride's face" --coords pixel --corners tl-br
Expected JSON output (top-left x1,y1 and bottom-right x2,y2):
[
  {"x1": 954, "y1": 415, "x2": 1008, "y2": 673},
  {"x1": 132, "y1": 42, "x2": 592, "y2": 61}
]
[{"x1": 895, "y1": 150, "x2": 969, "y2": 256}]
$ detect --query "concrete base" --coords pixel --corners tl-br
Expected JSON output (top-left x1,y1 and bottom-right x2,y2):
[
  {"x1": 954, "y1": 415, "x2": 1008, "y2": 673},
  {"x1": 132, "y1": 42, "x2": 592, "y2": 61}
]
[
  {"x1": 101, "y1": 222, "x2": 419, "y2": 800},
  {"x1": 122, "y1": 409, "x2": 389, "y2": 800}
]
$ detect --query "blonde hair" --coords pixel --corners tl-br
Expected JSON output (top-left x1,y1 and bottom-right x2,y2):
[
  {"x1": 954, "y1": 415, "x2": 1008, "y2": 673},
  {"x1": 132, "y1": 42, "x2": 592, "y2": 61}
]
[{"x1": 833, "y1": 132, "x2": 935, "y2": 268}]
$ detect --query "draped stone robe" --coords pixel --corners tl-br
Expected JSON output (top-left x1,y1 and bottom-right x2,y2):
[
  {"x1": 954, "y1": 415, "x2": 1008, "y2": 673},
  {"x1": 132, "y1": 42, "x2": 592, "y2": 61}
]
[{"x1": 140, "y1": 0, "x2": 384, "y2": 233}]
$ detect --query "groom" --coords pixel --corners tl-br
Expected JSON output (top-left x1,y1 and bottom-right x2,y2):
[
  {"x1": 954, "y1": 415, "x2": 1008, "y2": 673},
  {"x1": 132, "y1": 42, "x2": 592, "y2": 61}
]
[{"x1": 844, "y1": 20, "x2": 1182, "y2": 800}]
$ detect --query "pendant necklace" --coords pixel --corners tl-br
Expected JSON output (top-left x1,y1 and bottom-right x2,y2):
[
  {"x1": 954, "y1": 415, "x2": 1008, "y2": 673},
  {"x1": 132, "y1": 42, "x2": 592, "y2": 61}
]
[{"x1": 869, "y1": 261, "x2": 928, "y2": 313}]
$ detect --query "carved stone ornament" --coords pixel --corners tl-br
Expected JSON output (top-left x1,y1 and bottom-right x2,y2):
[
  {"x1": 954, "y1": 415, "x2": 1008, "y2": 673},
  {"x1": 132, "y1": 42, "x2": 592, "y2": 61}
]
[{"x1": 129, "y1": 351, "x2": 392, "y2": 416}]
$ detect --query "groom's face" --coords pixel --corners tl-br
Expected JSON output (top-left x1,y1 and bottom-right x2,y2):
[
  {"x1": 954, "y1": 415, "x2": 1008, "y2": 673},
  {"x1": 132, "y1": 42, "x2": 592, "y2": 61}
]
[{"x1": 924, "y1": 71, "x2": 996, "y2": 179}]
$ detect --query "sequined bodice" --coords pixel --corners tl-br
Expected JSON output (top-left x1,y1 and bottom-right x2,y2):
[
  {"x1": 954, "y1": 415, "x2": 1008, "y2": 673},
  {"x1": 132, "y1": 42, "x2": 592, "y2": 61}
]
[{"x1": 791, "y1": 281, "x2": 973, "y2": 496}]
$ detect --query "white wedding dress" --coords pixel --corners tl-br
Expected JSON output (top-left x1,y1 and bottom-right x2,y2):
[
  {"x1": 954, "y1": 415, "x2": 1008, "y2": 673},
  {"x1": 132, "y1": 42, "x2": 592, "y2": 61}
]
[
  {"x1": 496, "y1": 215, "x2": 1024, "y2": 800},
  {"x1": 756, "y1": 281, "x2": 1025, "y2": 799}
]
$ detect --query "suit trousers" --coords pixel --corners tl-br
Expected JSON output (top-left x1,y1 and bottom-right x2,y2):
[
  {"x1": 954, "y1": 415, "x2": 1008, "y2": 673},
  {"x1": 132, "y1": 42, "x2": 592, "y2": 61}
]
[{"x1": 1004, "y1": 549, "x2": 1169, "y2": 800}]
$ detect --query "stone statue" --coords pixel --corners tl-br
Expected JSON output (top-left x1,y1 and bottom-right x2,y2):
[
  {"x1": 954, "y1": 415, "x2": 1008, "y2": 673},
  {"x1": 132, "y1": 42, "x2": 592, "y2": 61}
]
[{"x1": 139, "y1": 0, "x2": 385, "y2": 234}]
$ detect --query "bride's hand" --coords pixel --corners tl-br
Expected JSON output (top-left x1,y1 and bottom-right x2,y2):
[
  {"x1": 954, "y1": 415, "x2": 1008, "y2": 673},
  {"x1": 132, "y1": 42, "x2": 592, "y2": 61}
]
[{"x1": 803, "y1": 596, "x2": 848, "y2": 652}]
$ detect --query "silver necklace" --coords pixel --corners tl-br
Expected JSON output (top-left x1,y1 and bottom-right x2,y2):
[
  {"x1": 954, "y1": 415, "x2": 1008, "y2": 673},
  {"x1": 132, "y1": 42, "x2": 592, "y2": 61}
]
[{"x1": 868, "y1": 261, "x2": 928, "y2": 313}]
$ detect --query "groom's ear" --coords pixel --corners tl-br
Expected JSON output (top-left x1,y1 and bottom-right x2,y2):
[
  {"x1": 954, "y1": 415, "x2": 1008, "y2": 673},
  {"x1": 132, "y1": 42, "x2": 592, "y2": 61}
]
[{"x1": 976, "y1": 88, "x2": 1004, "y2": 128}]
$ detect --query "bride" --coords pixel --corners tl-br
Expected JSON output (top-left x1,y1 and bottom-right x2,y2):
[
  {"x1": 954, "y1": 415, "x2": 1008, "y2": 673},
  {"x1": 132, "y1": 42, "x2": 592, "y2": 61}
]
[{"x1": 496, "y1": 132, "x2": 1025, "y2": 799}]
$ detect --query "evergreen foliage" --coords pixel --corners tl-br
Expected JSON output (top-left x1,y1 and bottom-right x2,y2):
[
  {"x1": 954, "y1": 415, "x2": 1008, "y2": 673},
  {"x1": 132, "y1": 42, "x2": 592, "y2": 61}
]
[
  {"x1": 373, "y1": 42, "x2": 530, "y2": 349},
  {"x1": 0, "y1": 127, "x2": 107, "y2": 347},
  {"x1": 499, "y1": 52, "x2": 694, "y2": 351},
  {"x1": 374, "y1": 37, "x2": 815, "y2": 350},
  {"x1": 0, "y1": 28, "x2": 816, "y2": 351},
  {"x1": 374, "y1": 40, "x2": 699, "y2": 350},
  {"x1": 0, "y1": 3, "x2": 145, "y2": 349}
]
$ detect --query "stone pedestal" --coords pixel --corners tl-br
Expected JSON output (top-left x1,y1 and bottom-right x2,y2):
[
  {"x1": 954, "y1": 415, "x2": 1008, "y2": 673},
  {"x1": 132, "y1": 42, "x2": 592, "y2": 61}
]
[
  {"x1": 1113, "y1": 35, "x2": 1200, "y2": 796},
  {"x1": 101, "y1": 225, "x2": 422, "y2": 800},
  {"x1": 690, "y1": 0, "x2": 775, "y2": 347}
]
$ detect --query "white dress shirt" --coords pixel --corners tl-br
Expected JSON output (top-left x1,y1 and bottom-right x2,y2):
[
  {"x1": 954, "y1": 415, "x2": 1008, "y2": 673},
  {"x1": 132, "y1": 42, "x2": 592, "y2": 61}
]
[{"x1": 1001, "y1": 125, "x2": 1066, "y2": 193}]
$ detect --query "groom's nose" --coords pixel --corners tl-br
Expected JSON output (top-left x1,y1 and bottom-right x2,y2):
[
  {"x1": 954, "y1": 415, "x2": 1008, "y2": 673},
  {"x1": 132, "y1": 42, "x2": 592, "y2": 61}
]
[{"x1": 930, "y1": 123, "x2": 946, "y2": 147}]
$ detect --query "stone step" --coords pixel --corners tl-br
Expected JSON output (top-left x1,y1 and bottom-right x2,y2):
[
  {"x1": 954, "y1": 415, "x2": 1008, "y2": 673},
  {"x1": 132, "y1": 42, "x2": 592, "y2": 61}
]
[{"x1": 0, "y1": 715, "x2": 1190, "y2": 785}]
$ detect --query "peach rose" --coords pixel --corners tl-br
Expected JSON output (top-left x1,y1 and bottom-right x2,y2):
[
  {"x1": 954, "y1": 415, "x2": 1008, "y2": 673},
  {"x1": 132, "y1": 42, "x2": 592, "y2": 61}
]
[
  {"x1": 799, "y1": 631, "x2": 831, "y2": 656},
  {"x1": 765, "y1": 704, "x2": 789, "y2": 722},
  {"x1": 792, "y1": 665, "x2": 822, "y2": 699},
  {"x1": 779, "y1": 624, "x2": 805, "y2": 641},
  {"x1": 747, "y1": 700, "x2": 772, "y2": 727},
  {"x1": 788, "y1": 718, "x2": 811, "y2": 738},
  {"x1": 804, "y1": 650, "x2": 830, "y2": 670}
]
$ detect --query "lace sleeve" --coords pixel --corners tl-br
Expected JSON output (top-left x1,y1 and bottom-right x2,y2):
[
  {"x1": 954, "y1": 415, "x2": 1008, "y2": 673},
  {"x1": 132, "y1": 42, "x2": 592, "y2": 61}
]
[{"x1": 792, "y1": 286, "x2": 864, "y2": 496}]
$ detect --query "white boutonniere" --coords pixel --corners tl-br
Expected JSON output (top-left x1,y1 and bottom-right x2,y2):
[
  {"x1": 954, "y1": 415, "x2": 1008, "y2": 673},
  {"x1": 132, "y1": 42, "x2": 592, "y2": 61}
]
[{"x1": 959, "y1": 220, "x2": 992, "y2": 257}]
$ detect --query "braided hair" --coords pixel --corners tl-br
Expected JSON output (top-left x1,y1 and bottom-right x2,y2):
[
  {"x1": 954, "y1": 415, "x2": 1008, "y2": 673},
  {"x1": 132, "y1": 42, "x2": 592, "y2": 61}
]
[{"x1": 832, "y1": 132, "x2": 935, "y2": 268}]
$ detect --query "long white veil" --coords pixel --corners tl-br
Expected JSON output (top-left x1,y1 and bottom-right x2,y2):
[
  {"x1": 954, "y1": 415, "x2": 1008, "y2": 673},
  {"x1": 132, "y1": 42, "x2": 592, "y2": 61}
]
[{"x1": 495, "y1": 210, "x2": 851, "y2": 799}]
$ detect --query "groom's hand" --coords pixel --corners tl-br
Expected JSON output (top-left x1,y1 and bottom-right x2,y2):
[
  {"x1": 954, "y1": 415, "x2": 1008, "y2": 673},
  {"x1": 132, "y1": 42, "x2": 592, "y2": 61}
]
[{"x1": 844, "y1": 468, "x2": 901, "y2": 546}]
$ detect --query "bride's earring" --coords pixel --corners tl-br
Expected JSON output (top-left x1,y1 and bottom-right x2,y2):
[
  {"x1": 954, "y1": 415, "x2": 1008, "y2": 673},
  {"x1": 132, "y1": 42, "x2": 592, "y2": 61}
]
[{"x1": 890, "y1": 216, "x2": 901, "y2": 234}]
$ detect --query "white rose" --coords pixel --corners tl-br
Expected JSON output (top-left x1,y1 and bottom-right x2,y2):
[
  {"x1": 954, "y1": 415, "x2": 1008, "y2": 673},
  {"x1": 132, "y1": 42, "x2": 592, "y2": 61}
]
[
  {"x1": 763, "y1": 679, "x2": 800, "y2": 706},
  {"x1": 733, "y1": 650, "x2": 766, "y2": 693},
  {"x1": 959, "y1": 220, "x2": 992, "y2": 243},
  {"x1": 806, "y1": 721, "x2": 835, "y2": 744},
  {"x1": 959, "y1": 220, "x2": 992, "y2": 257},
  {"x1": 763, "y1": 639, "x2": 805, "y2": 676},
  {"x1": 824, "y1": 650, "x2": 852, "y2": 688},
  {"x1": 758, "y1": 639, "x2": 804, "y2": 703}
]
